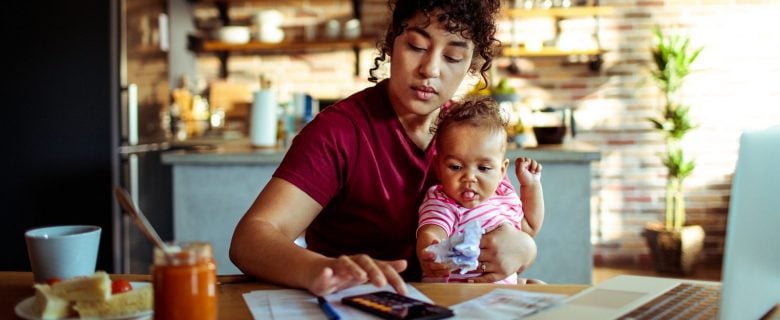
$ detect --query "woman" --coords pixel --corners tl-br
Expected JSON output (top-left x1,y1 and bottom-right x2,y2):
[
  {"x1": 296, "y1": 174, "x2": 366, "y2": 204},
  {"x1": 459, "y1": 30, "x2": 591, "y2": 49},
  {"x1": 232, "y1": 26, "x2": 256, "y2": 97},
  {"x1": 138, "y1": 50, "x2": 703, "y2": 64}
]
[{"x1": 230, "y1": 0, "x2": 537, "y2": 296}]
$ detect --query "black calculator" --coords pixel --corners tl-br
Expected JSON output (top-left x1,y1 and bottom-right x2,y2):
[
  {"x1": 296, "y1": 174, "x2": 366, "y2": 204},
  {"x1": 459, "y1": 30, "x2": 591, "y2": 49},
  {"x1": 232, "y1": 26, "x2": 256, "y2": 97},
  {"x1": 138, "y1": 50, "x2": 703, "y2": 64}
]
[{"x1": 341, "y1": 291, "x2": 454, "y2": 320}]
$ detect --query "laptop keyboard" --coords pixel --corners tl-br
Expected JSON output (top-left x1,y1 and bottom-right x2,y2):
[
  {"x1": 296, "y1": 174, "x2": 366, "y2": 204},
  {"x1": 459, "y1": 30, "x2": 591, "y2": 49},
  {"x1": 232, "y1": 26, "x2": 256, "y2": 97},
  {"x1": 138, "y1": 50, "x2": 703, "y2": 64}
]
[{"x1": 619, "y1": 283, "x2": 721, "y2": 320}]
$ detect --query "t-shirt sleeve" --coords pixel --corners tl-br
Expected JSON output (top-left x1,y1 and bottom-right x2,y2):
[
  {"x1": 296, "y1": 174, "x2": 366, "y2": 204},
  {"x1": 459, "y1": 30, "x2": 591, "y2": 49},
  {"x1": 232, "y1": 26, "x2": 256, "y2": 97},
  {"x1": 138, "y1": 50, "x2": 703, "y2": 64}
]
[
  {"x1": 273, "y1": 110, "x2": 355, "y2": 207},
  {"x1": 417, "y1": 186, "x2": 457, "y2": 237},
  {"x1": 495, "y1": 175, "x2": 524, "y2": 230},
  {"x1": 496, "y1": 175, "x2": 517, "y2": 197}
]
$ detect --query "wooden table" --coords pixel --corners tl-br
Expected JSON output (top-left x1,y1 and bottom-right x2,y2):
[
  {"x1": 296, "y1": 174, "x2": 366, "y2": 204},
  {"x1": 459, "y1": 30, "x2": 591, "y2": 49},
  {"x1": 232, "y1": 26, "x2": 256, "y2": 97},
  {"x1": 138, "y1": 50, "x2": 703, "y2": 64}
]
[{"x1": 1, "y1": 271, "x2": 587, "y2": 319}]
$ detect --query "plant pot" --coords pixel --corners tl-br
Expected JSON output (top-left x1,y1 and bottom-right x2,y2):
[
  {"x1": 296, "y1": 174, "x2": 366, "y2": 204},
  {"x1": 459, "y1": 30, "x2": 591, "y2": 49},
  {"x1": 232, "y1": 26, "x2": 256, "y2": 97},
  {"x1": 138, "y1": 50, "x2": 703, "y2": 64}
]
[{"x1": 642, "y1": 223, "x2": 705, "y2": 276}]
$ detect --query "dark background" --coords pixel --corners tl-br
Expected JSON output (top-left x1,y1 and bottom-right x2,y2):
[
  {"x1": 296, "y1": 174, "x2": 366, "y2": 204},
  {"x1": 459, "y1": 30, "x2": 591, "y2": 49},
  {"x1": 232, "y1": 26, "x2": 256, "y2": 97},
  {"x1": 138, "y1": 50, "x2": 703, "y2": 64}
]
[{"x1": 0, "y1": 1, "x2": 114, "y2": 271}]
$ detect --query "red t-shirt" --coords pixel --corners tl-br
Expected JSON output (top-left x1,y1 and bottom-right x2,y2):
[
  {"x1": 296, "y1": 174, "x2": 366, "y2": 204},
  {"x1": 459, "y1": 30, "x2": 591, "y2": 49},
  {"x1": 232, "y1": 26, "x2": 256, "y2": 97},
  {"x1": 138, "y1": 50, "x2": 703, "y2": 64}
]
[{"x1": 273, "y1": 80, "x2": 437, "y2": 280}]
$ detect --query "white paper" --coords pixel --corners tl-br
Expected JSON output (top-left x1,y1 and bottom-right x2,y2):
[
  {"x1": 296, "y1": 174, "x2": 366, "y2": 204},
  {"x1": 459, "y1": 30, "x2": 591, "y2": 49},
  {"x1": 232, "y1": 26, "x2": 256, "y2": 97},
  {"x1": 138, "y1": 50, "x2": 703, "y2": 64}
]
[
  {"x1": 242, "y1": 283, "x2": 433, "y2": 320},
  {"x1": 450, "y1": 288, "x2": 566, "y2": 319}
]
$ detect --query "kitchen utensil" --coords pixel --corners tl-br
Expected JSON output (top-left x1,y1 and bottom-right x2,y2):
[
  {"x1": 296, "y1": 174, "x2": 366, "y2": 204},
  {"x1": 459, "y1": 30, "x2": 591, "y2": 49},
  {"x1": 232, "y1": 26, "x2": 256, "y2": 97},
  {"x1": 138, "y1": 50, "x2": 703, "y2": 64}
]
[{"x1": 114, "y1": 187, "x2": 176, "y2": 255}]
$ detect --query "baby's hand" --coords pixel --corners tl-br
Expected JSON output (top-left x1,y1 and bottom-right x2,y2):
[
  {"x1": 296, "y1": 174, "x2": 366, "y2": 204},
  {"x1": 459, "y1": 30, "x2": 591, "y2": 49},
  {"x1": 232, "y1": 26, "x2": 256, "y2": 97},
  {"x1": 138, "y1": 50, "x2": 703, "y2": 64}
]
[
  {"x1": 515, "y1": 157, "x2": 542, "y2": 185},
  {"x1": 417, "y1": 240, "x2": 451, "y2": 278}
]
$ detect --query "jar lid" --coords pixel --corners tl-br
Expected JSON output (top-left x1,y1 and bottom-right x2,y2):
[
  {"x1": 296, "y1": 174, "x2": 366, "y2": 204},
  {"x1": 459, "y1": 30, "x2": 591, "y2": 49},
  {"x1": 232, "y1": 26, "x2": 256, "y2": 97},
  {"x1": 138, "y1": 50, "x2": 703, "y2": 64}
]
[{"x1": 154, "y1": 242, "x2": 212, "y2": 266}]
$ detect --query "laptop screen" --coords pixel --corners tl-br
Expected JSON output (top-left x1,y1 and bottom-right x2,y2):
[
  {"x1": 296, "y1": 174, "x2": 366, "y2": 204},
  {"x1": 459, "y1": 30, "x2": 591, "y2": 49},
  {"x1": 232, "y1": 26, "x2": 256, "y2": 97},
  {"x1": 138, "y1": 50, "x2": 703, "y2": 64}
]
[{"x1": 720, "y1": 125, "x2": 780, "y2": 320}]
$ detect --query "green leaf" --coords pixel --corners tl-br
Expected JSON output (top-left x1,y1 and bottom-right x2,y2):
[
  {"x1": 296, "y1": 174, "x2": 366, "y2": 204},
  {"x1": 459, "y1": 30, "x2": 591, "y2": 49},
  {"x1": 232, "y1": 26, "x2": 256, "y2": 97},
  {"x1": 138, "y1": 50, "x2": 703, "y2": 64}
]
[{"x1": 650, "y1": 26, "x2": 703, "y2": 229}]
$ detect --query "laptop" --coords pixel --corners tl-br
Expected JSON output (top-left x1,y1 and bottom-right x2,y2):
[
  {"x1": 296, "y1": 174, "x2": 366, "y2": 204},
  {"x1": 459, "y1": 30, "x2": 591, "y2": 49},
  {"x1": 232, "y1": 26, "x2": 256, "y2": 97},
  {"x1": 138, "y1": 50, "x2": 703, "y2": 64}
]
[{"x1": 530, "y1": 125, "x2": 780, "y2": 320}]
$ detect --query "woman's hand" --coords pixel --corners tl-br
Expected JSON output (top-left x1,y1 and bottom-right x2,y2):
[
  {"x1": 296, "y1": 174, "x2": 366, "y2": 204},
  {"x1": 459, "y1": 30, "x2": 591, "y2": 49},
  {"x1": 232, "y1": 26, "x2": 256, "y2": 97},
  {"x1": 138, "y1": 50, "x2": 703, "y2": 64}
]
[
  {"x1": 308, "y1": 255, "x2": 408, "y2": 296},
  {"x1": 467, "y1": 224, "x2": 537, "y2": 283}
]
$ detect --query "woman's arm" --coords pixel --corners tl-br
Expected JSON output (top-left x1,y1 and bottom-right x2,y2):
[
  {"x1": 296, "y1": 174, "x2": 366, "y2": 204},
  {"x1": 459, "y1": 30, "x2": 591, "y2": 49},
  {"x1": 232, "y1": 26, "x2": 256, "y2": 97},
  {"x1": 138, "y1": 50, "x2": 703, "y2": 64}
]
[{"x1": 229, "y1": 178, "x2": 408, "y2": 295}]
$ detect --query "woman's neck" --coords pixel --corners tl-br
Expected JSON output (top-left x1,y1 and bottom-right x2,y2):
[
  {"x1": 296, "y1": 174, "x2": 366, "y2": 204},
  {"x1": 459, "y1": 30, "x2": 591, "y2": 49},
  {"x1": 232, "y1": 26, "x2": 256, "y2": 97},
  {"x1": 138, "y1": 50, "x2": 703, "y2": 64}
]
[{"x1": 397, "y1": 111, "x2": 438, "y2": 150}]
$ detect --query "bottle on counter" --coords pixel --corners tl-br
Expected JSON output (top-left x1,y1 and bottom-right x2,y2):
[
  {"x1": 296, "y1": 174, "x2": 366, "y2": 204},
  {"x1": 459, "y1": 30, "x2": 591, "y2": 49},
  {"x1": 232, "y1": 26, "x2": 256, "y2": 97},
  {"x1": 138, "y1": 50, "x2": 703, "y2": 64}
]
[
  {"x1": 250, "y1": 74, "x2": 279, "y2": 148},
  {"x1": 170, "y1": 75, "x2": 193, "y2": 140}
]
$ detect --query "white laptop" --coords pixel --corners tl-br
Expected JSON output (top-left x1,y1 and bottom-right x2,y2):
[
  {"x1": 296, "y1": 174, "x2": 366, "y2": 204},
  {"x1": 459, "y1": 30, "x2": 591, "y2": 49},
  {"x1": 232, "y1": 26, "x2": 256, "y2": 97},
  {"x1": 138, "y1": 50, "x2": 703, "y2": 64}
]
[{"x1": 530, "y1": 125, "x2": 780, "y2": 320}]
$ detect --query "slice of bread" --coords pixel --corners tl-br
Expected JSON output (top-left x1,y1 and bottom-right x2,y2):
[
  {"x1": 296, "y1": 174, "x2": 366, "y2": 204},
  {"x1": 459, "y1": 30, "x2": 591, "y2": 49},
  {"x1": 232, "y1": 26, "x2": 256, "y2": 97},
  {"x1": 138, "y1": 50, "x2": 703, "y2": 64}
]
[
  {"x1": 50, "y1": 271, "x2": 111, "y2": 302},
  {"x1": 74, "y1": 285, "x2": 153, "y2": 318},
  {"x1": 31, "y1": 284, "x2": 73, "y2": 319}
]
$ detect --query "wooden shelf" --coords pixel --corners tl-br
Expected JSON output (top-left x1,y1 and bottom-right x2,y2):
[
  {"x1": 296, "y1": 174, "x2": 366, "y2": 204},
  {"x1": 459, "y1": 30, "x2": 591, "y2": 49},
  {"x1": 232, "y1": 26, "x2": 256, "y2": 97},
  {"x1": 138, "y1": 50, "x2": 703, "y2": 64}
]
[
  {"x1": 192, "y1": 0, "x2": 346, "y2": 4},
  {"x1": 502, "y1": 47, "x2": 603, "y2": 57},
  {"x1": 188, "y1": 0, "x2": 367, "y2": 78},
  {"x1": 195, "y1": 37, "x2": 376, "y2": 54},
  {"x1": 503, "y1": 6, "x2": 615, "y2": 18}
]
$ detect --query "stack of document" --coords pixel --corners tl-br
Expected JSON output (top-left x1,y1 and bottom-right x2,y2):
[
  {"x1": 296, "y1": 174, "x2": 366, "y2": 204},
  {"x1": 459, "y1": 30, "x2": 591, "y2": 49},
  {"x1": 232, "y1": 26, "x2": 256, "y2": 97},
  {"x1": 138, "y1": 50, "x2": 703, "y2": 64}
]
[
  {"x1": 243, "y1": 284, "x2": 565, "y2": 319},
  {"x1": 243, "y1": 284, "x2": 433, "y2": 319}
]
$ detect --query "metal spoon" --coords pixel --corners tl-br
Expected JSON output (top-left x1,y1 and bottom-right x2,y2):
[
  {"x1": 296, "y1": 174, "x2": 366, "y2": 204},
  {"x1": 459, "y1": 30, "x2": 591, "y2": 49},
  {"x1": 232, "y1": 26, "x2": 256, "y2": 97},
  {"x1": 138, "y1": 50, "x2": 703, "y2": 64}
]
[{"x1": 114, "y1": 187, "x2": 176, "y2": 255}]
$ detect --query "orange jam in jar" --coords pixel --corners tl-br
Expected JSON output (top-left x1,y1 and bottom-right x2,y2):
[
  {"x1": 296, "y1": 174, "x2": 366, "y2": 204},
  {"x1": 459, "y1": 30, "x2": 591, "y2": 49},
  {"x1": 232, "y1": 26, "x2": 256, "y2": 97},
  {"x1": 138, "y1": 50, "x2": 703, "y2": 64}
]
[{"x1": 152, "y1": 242, "x2": 217, "y2": 320}]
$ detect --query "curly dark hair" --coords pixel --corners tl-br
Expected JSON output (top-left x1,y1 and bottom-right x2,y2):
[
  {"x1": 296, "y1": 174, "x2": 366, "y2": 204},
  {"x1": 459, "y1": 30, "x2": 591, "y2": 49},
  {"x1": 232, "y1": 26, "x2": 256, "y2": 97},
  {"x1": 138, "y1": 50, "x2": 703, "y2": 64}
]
[
  {"x1": 368, "y1": 0, "x2": 501, "y2": 89},
  {"x1": 431, "y1": 96, "x2": 508, "y2": 149}
]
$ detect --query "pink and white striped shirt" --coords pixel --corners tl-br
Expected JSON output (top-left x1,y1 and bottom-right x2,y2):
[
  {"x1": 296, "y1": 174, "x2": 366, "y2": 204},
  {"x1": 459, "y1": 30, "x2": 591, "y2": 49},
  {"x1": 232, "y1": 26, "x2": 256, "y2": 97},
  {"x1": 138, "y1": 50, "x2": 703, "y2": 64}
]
[{"x1": 417, "y1": 176, "x2": 524, "y2": 284}]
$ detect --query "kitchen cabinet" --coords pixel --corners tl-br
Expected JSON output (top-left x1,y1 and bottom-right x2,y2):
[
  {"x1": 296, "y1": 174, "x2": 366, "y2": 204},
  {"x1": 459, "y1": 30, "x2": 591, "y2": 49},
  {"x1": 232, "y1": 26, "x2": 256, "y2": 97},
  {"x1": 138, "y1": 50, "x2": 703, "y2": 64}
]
[{"x1": 501, "y1": 5, "x2": 614, "y2": 71}]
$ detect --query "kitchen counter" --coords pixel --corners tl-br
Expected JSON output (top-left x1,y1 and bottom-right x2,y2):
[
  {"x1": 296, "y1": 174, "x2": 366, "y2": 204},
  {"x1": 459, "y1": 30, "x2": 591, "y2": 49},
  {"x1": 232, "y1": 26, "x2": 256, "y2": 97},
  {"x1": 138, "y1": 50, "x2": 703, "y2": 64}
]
[
  {"x1": 162, "y1": 139, "x2": 601, "y2": 165},
  {"x1": 161, "y1": 139, "x2": 601, "y2": 283}
]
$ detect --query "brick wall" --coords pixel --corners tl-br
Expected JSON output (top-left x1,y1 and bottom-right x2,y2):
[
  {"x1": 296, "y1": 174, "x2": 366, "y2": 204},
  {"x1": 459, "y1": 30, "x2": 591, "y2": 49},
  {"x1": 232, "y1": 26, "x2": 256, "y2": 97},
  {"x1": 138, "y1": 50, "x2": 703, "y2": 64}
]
[
  {"x1": 194, "y1": 1, "x2": 780, "y2": 267},
  {"x1": 580, "y1": 0, "x2": 780, "y2": 266}
]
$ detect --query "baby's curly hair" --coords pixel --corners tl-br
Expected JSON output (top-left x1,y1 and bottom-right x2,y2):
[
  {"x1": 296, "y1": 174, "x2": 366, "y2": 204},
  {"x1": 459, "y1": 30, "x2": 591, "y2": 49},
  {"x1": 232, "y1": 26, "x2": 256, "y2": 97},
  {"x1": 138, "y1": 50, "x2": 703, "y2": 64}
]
[
  {"x1": 368, "y1": 0, "x2": 501, "y2": 88},
  {"x1": 432, "y1": 96, "x2": 508, "y2": 149}
]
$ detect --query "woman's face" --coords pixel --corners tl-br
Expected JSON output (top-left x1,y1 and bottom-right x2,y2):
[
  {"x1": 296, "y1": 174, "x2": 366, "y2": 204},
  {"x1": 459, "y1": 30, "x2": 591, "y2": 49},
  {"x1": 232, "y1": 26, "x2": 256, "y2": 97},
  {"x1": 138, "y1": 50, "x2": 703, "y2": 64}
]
[
  {"x1": 435, "y1": 124, "x2": 508, "y2": 209},
  {"x1": 387, "y1": 11, "x2": 475, "y2": 118}
]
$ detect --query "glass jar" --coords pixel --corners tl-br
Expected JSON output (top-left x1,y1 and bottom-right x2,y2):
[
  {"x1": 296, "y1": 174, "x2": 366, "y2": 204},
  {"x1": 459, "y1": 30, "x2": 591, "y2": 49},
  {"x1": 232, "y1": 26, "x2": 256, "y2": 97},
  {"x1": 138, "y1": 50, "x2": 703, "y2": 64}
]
[{"x1": 152, "y1": 242, "x2": 217, "y2": 320}]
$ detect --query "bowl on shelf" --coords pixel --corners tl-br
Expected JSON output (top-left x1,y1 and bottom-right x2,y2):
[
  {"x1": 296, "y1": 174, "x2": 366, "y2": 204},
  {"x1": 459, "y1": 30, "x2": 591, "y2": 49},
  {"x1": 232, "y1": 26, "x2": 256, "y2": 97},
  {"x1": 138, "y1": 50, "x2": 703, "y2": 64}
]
[
  {"x1": 216, "y1": 26, "x2": 250, "y2": 44},
  {"x1": 533, "y1": 126, "x2": 566, "y2": 144}
]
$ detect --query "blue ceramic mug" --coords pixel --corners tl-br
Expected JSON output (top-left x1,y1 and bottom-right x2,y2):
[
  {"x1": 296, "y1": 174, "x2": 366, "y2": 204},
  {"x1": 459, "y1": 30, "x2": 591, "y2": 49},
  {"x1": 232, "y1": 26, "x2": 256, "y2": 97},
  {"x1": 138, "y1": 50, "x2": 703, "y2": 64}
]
[{"x1": 25, "y1": 225, "x2": 101, "y2": 283}]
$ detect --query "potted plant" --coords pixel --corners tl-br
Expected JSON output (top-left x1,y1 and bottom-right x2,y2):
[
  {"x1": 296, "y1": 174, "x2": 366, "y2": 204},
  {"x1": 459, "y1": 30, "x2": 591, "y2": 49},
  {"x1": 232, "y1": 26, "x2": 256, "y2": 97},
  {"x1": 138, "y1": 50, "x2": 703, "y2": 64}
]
[{"x1": 642, "y1": 27, "x2": 705, "y2": 275}]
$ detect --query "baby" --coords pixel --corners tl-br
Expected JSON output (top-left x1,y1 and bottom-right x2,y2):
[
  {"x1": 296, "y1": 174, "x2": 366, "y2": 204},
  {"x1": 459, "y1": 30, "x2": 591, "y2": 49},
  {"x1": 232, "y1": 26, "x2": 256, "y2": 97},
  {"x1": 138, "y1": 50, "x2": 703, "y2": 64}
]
[{"x1": 416, "y1": 96, "x2": 544, "y2": 284}]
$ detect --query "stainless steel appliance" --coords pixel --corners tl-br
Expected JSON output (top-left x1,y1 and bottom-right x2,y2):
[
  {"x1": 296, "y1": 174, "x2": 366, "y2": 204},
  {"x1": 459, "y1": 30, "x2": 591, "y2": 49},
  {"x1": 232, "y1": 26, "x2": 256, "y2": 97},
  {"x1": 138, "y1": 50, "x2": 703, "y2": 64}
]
[{"x1": 111, "y1": 0, "x2": 173, "y2": 273}]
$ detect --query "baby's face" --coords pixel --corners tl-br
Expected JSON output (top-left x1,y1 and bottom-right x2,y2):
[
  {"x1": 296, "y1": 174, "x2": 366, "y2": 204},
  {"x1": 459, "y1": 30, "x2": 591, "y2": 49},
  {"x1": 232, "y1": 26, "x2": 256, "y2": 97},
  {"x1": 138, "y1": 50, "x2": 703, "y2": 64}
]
[{"x1": 435, "y1": 124, "x2": 508, "y2": 208}]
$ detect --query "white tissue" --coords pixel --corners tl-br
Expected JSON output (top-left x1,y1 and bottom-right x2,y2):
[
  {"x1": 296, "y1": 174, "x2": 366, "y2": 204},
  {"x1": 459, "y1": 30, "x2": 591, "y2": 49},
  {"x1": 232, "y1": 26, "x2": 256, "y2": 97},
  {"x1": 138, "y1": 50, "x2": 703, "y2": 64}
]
[{"x1": 425, "y1": 220, "x2": 483, "y2": 274}]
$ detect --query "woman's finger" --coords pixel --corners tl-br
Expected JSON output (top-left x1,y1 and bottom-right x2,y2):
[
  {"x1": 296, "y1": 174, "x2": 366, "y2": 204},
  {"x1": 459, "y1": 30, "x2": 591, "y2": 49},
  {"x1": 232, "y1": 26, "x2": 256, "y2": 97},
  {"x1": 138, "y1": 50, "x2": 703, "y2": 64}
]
[
  {"x1": 351, "y1": 254, "x2": 388, "y2": 288},
  {"x1": 379, "y1": 260, "x2": 408, "y2": 295},
  {"x1": 310, "y1": 267, "x2": 351, "y2": 296},
  {"x1": 309, "y1": 267, "x2": 334, "y2": 296},
  {"x1": 335, "y1": 255, "x2": 368, "y2": 283}
]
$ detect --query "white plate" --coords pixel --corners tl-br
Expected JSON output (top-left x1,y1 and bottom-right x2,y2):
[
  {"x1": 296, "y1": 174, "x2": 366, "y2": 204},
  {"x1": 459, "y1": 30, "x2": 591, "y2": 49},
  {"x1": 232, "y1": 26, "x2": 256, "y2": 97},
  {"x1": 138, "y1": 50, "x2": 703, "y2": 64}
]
[{"x1": 14, "y1": 282, "x2": 153, "y2": 320}]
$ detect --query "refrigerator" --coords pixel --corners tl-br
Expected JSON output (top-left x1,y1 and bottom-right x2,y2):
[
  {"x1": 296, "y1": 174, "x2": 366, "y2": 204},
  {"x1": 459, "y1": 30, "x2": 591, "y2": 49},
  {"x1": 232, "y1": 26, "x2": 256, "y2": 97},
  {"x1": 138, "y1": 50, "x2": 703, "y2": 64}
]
[{"x1": 111, "y1": 0, "x2": 173, "y2": 273}]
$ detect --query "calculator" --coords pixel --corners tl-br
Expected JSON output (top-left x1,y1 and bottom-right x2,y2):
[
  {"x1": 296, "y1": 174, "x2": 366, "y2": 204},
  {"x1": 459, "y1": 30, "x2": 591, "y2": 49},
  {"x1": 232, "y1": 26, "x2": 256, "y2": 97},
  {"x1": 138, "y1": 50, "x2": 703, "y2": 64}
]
[{"x1": 341, "y1": 291, "x2": 454, "y2": 320}]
